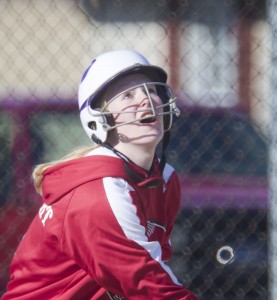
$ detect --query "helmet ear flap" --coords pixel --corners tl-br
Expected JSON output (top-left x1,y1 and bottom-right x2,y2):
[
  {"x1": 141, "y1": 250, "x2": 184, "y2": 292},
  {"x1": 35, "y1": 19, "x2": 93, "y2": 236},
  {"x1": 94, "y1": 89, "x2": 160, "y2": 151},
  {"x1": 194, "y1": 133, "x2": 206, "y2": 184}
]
[
  {"x1": 80, "y1": 107, "x2": 109, "y2": 144},
  {"x1": 87, "y1": 120, "x2": 103, "y2": 144}
]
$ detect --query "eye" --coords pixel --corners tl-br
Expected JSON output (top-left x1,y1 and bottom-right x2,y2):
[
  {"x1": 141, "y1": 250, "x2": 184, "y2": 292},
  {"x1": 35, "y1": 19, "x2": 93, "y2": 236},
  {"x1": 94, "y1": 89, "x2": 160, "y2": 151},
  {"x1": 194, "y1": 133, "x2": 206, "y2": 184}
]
[
  {"x1": 148, "y1": 86, "x2": 158, "y2": 95},
  {"x1": 122, "y1": 91, "x2": 134, "y2": 100}
]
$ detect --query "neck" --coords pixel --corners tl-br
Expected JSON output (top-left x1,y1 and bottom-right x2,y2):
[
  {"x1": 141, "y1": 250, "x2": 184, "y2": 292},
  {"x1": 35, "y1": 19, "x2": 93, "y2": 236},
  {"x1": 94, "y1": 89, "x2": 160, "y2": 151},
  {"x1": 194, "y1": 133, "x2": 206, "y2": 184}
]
[{"x1": 112, "y1": 144, "x2": 155, "y2": 171}]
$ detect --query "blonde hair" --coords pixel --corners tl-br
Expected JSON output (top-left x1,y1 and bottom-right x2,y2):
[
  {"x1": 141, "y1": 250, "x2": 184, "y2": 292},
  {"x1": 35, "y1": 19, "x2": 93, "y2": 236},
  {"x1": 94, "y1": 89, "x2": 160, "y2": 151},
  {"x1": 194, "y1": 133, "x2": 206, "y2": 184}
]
[{"x1": 32, "y1": 145, "x2": 98, "y2": 195}]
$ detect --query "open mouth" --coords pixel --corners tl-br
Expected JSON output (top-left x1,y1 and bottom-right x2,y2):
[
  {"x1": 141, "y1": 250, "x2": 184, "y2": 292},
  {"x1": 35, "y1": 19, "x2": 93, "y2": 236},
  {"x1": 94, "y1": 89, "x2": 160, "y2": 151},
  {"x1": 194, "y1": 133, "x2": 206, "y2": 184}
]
[{"x1": 139, "y1": 115, "x2": 157, "y2": 124}]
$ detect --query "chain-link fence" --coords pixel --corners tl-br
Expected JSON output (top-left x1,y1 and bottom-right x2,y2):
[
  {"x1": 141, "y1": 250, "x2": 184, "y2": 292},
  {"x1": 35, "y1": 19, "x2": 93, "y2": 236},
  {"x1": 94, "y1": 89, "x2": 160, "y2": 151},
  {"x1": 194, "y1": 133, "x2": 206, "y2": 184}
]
[{"x1": 0, "y1": 0, "x2": 272, "y2": 299}]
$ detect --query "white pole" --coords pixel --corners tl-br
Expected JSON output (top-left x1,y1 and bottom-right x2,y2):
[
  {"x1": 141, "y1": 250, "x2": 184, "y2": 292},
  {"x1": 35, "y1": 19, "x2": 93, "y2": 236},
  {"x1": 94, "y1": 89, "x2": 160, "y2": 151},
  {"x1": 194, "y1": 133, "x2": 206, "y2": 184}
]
[{"x1": 268, "y1": 1, "x2": 277, "y2": 299}]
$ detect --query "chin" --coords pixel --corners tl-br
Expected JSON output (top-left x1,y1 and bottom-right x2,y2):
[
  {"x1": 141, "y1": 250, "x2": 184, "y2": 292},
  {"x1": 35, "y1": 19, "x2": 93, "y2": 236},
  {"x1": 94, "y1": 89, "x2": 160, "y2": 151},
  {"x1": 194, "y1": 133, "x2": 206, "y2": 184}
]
[
  {"x1": 133, "y1": 134, "x2": 163, "y2": 146},
  {"x1": 118, "y1": 127, "x2": 163, "y2": 144}
]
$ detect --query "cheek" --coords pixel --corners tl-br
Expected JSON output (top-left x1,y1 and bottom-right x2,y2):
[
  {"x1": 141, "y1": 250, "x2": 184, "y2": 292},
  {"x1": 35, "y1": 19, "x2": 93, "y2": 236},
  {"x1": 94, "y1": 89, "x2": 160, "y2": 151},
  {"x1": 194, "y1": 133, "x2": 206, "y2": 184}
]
[
  {"x1": 159, "y1": 117, "x2": 164, "y2": 130},
  {"x1": 153, "y1": 94, "x2": 163, "y2": 105},
  {"x1": 112, "y1": 106, "x2": 138, "y2": 122},
  {"x1": 153, "y1": 98, "x2": 164, "y2": 113},
  {"x1": 112, "y1": 112, "x2": 134, "y2": 123}
]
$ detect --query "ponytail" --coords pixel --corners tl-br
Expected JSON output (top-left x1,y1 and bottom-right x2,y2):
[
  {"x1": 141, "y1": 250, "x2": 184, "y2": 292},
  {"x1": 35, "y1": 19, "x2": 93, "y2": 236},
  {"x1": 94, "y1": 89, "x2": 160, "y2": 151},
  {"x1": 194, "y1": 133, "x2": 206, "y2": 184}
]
[{"x1": 32, "y1": 145, "x2": 97, "y2": 195}]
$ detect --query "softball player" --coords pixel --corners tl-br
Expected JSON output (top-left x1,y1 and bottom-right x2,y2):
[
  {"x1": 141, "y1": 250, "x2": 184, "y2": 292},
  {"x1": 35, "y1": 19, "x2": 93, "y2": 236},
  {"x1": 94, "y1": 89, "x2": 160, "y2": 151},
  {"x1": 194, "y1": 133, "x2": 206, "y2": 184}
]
[{"x1": 2, "y1": 49, "x2": 198, "y2": 299}]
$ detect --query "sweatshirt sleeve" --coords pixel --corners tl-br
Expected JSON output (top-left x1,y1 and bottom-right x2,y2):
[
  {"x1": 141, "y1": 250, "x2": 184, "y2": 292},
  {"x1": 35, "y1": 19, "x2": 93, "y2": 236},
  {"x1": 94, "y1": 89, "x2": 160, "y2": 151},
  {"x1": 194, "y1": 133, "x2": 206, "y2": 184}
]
[{"x1": 61, "y1": 177, "x2": 198, "y2": 300}]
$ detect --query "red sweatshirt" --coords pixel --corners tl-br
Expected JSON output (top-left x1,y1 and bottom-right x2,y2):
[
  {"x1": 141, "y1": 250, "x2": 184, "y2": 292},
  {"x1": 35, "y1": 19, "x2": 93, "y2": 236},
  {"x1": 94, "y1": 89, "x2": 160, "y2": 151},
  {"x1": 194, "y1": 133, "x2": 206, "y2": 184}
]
[{"x1": 2, "y1": 147, "x2": 198, "y2": 300}]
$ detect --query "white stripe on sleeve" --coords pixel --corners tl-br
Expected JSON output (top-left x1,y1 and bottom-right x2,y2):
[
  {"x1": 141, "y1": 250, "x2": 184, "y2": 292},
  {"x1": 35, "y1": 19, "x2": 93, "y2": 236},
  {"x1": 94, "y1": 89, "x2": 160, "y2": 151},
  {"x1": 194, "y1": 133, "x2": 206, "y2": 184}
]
[{"x1": 103, "y1": 177, "x2": 181, "y2": 286}]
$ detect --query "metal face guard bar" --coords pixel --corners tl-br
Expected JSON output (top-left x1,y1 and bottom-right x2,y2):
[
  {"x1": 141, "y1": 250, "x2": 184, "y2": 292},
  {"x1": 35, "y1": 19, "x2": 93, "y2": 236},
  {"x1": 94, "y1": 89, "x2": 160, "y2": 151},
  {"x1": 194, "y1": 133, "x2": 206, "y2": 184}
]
[{"x1": 86, "y1": 82, "x2": 180, "y2": 132}]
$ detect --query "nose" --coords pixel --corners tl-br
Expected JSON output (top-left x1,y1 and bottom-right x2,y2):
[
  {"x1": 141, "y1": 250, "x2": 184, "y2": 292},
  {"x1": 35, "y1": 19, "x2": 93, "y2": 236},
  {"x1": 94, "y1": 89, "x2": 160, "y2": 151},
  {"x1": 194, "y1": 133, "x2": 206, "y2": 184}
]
[{"x1": 136, "y1": 87, "x2": 151, "y2": 107}]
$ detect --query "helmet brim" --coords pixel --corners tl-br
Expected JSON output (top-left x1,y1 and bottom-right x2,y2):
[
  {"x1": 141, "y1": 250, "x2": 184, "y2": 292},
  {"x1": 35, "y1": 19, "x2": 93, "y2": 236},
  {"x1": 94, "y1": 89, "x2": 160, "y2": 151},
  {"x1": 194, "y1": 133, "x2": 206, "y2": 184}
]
[{"x1": 89, "y1": 64, "x2": 167, "y2": 108}]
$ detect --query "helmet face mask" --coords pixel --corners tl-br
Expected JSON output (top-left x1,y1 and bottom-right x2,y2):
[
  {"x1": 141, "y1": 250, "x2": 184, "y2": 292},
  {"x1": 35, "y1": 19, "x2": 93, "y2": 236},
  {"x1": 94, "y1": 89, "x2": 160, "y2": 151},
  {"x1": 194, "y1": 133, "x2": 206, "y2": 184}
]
[
  {"x1": 90, "y1": 81, "x2": 178, "y2": 129},
  {"x1": 78, "y1": 49, "x2": 180, "y2": 144}
]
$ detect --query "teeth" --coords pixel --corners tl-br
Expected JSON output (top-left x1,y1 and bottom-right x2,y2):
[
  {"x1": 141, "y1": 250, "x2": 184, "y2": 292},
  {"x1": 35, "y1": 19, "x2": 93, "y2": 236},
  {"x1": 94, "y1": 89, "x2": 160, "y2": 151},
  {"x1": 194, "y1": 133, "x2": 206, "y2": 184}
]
[{"x1": 142, "y1": 114, "x2": 152, "y2": 119}]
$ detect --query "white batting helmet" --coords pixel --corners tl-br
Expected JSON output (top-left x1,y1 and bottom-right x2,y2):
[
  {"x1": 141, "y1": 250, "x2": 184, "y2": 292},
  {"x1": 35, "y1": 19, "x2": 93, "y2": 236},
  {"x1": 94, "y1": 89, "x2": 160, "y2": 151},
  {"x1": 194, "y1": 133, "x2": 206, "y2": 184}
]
[{"x1": 78, "y1": 49, "x2": 180, "y2": 144}]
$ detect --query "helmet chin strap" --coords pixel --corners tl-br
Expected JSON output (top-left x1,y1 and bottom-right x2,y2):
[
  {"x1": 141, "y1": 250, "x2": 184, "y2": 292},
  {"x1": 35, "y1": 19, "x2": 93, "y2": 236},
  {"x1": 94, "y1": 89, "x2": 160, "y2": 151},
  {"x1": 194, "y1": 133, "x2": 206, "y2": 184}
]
[{"x1": 159, "y1": 130, "x2": 170, "y2": 173}]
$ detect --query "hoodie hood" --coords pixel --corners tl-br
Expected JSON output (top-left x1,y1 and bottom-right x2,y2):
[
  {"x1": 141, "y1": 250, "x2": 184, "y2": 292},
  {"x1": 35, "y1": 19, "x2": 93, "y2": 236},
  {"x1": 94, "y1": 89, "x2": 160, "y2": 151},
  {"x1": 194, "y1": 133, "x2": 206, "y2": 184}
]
[
  {"x1": 42, "y1": 149, "x2": 163, "y2": 205},
  {"x1": 42, "y1": 155, "x2": 127, "y2": 205}
]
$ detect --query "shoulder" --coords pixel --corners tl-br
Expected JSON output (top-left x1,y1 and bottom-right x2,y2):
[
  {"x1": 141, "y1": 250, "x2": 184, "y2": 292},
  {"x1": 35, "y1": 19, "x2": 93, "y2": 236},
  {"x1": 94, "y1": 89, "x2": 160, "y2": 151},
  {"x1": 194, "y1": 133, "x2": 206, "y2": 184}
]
[{"x1": 73, "y1": 176, "x2": 133, "y2": 207}]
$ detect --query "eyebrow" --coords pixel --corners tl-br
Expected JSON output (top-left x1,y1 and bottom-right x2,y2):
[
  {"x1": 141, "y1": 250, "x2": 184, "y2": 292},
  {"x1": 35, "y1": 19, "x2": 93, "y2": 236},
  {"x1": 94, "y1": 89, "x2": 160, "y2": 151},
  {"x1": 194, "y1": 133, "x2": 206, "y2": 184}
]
[{"x1": 106, "y1": 79, "x2": 150, "y2": 98}]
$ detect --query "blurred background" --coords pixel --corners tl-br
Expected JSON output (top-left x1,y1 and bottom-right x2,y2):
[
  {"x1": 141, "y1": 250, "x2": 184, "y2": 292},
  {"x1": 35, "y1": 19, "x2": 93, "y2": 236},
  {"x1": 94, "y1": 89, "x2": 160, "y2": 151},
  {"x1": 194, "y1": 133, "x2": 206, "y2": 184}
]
[{"x1": 0, "y1": 0, "x2": 273, "y2": 299}]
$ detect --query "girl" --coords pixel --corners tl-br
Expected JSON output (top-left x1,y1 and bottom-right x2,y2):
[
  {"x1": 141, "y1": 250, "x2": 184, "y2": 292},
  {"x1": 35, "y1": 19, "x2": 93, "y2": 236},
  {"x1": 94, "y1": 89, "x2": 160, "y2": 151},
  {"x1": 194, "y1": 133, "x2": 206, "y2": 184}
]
[{"x1": 2, "y1": 49, "x2": 198, "y2": 300}]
